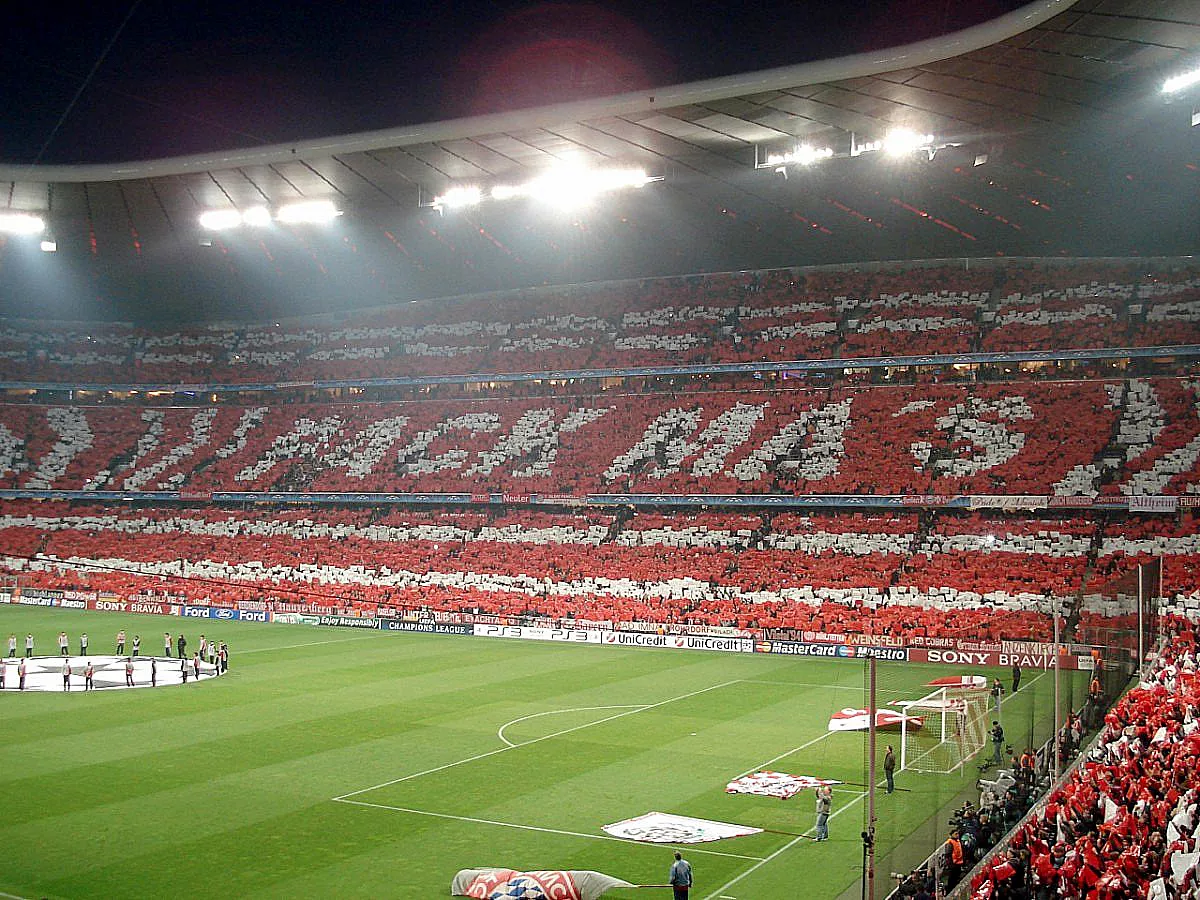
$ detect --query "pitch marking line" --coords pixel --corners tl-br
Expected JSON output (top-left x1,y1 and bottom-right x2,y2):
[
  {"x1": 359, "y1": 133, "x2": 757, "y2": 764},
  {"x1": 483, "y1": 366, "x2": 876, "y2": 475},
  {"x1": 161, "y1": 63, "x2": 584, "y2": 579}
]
[
  {"x1": 741, "y1": 679, "x2": 908, "y2": 694},
  {"x1": 0, "y1": 891, "x2": 31, "y2": 900},
  {"x1": 333, "y1": 678, "x2": 743, "y2": 801},
  {"x1": 239, "y1": 635, "x2": 380, "y2": 654},
  {"x1": 704, "y1": 671, "x2": 1061, "y2": 900},
  {"x1": 734, "y1": 728, "x2": 838, "y2": 780},
  {"x1": 334, "y1": 799, "x2": 766, "y2": 861},
  {"x1": 703, "y1": 778, "x2": 873, "y2": 900},
  {"x1": 497, "y1": 705, "x2": 649, "y2": 747}
]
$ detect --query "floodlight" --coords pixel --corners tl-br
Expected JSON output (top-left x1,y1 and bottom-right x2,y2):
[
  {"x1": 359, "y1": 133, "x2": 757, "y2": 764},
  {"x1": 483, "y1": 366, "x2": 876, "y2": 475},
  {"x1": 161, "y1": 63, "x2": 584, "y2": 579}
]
[
  {"x1": 766, "y1": 145, "x2": 834, "y2": 167},
  {"x1": 883, "y1": 128, "x2": 935, "y2": 157},
  {"x1": 0, "y1": 212, "x2": 46, "y2": 235},
  {"x1": 1162, "y1": 67, "x2": 1200, "y2": 94},
  {"x1": 276, "y1": 199, "x2": 340, "y2": 223},
  {"x1": 525, "y1": 166, "x2": 653, "y2": 207},
  {"x1": 242, "y1": 206, "x2": 272, "y2": 227},
  {"x1": 198, "y1": 209, "x2": 243, "y2": 230},
  {"x1": 39, "y1": 240, "x2": 57, "y2": 253},
  {"x1": 491, "y1": 184, "x2": 520, "y2": 201},
  {"x1": 433, "y1": 186, "x2": 483, "y2": 210}
]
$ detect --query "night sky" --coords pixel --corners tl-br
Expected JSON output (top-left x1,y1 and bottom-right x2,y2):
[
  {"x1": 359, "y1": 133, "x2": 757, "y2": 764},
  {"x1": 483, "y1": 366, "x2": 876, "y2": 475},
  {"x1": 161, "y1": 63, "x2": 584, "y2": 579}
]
[{"x1": 1, "y1": 0, "x2": 1027, "y2": 165}]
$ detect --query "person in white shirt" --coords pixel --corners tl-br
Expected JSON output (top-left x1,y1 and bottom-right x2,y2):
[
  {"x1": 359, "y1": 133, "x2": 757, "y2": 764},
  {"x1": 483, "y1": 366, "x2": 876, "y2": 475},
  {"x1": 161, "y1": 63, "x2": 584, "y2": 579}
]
[
  {"x1": 24, "y1": 633, "x2": 34, "y2": 657},
  {"x1": 58, "y1": 632, "x2": 69, "y2": 655},
  {"x1": 6, "y1": 633, "x2": 15, "y2": 657}
]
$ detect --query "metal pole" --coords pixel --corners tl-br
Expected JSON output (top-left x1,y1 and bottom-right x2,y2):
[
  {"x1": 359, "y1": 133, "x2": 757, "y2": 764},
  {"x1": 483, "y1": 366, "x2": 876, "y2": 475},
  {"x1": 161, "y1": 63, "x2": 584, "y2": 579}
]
[
  {"x1": 1138, "y1": 565, "x2": 1145, "y2": 679},
  {"x1": 1052, "y1": 606, "x2": 1061, "y2": 783},
  {"x1": 867, "y1": 656, "x2": 877, "y2": 900}
]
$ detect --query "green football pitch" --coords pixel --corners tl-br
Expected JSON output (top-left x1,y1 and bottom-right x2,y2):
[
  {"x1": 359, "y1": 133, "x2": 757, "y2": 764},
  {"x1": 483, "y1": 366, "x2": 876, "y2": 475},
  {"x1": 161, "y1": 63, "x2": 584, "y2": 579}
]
[{"x1": 0, "y1": 606, "x2": 1083, "y2": 899}]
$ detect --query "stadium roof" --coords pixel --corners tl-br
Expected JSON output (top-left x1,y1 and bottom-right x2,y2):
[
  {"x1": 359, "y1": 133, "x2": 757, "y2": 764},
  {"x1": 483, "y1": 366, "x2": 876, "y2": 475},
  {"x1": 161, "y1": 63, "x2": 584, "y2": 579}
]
[{"x1": 0, "y1": 0, "x2": 1198, "y2": 321}]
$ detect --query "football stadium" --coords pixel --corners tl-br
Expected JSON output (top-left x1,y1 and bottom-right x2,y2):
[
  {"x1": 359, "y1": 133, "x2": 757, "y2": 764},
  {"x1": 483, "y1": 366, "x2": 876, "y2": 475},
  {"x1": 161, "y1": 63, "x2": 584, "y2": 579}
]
[{"x1": 1, "y1": 1, "x2": 1199, "y2": 898}]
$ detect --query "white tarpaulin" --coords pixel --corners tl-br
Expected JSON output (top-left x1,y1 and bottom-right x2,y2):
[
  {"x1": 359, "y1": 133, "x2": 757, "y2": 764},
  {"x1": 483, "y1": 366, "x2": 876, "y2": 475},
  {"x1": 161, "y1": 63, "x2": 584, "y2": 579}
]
[
  {"x1": 725, "y1": 771, "x2": 841, "y2": 799},
  {"x1": 602, "y1": 811, "x2": 762, "y2": 844}
]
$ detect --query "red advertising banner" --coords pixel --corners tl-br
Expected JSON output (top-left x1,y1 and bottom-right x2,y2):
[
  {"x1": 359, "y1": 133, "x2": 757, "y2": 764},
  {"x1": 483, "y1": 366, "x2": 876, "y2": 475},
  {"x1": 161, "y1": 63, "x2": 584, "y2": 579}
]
[{"x1": 908, "y1": 646, "x2": 1091, "y2": 670}]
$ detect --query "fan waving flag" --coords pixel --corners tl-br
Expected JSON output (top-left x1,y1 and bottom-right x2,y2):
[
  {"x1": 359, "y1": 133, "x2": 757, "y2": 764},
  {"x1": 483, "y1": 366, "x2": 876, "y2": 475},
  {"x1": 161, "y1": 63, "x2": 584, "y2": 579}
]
[
  {"x1": 603, "y1": 811, "x2": 762, "y2": 844},
  {"x1": 451, "y1": 869, "x2": 635, "y2": 900},
  {"x1": 726, "y1": 771, "x2": 842, "y2": 799}
]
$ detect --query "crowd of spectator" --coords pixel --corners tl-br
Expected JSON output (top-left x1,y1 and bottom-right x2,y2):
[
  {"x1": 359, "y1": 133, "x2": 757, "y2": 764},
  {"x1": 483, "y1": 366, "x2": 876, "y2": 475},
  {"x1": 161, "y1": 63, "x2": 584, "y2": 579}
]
[
  {"x1": 0, "y1": 260, "x2": 1195, "y2": 386},
  {"x1": 2, "y1": 502, "x2": 1195, "y2": 643},
  {"x1": 963, "y1": 631, "x2": 1200, "y2": 899},
  {"x1": 2, "y1": 377, "x2": 1197, "y2": 497}
]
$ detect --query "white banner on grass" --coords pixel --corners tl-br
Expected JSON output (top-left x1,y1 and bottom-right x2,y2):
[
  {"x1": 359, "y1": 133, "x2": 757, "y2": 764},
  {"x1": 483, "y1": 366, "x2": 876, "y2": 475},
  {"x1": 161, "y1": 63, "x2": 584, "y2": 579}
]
[
  {"x1": 602, "y1": 811, "x2": 762, "y2": 844},
  {"x1": 725, "y1": 771, "x2": 841, "y2": 799}
]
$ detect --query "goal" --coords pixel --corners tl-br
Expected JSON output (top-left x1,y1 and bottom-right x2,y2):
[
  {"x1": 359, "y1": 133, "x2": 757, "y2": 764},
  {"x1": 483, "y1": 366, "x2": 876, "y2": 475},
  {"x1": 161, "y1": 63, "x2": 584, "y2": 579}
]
[{"x1": 893, "y1": 686, "x2": 989, "y2": 774}]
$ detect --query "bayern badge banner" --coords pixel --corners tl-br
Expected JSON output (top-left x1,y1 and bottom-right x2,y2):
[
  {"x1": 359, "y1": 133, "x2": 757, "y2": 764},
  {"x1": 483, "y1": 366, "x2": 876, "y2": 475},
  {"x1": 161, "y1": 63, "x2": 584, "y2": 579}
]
[
  {"x1": 602, "y1": 811, "x2": 762, "y2": 844},
  {"x1": 451, "y1": 869, "x2": 634, "y2": 900}
]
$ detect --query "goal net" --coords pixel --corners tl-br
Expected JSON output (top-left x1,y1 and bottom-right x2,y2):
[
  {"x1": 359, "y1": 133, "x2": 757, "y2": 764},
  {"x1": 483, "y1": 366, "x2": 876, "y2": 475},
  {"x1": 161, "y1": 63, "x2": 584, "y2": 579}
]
[{"x1": 893, "y1": 686, "x2": 989, "y2": 774}]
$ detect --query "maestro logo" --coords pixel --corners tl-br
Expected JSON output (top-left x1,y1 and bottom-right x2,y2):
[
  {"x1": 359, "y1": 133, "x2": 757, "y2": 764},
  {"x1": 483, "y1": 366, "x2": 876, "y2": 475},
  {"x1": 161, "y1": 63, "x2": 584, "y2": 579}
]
[{"x1": 755, "y1": 640, "x2": 773, "y2": 653}]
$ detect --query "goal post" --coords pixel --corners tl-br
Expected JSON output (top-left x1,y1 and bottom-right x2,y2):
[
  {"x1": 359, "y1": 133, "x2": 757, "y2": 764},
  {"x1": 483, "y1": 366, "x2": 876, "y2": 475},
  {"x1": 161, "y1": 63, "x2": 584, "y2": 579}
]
[{"x1": 894, "y1": 685, "x2": 989, "y2": 774}]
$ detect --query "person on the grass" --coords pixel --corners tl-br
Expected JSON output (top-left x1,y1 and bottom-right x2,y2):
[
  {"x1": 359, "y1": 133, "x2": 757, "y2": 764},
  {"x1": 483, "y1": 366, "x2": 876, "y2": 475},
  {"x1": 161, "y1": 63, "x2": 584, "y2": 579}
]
[
  {"x1": 668, "y1": 851, "x2": 692, "y2": 899},
  {"x1": 58, "y1": 631, "x2": 69, "y2": 655},
  {"x1": 80, "y1": 632, "x2": 88, "y2": 656},
  {"x1": 6, "y1": 633, "x2": 15, "y2": 657},
  {"x1": 177, "y1": 633, "x2": 187, "y2": 660},
  {"x1": 815, "y1": 784, "x2": 833, "y2": 841},
  {"x1": 63, "y1": 660, "x2": 71, "y2": 691},
  {"x1": 164, "y1": 632, "x2": 172, "y2": 657},
  {"x1": 24, "y1": 633, "x2": 33, "y2": 657},
  {"x1": 1011, "y1": 662, "x2": 1022, "y2": 694},
  {"x1": 132, "y1": 635, "x2": 140, "y2": 657},
  {"x1": 883, "y1": 745, "x2": 896, "y2": 794},
  {"x1": 192, "y1": 652, "x2": 201, "y2": 680},
  {"x1": 150, "y1": 657, "x2": 157, "y2": 687},
  {"x1": 990, "y1": 720, "x2": 1005, "y2": 766},
  {"x1": 84, "y1": 661, "x2": 95, "y2": 691},
  {"x1": 18, "y1": 657, "x2": 27, "y2": 690},
  {"x1": 125, "y1": 658, "x2": 135, "y2": 688},
  {"x1": 116, "y1": 630, "x2": 126, "y2": 655}
]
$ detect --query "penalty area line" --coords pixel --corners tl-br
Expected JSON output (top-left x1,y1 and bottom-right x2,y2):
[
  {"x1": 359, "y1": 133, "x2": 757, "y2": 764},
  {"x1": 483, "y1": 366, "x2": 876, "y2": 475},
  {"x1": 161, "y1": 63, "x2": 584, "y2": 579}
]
[
  {"x1": 333, "y1": 678, "x2": 742, "y2": 801},
  {"x1": 332, "y1": 798, "x2": 765, "y2": 861},
  {"x1": 702, "y1": 775, "x2": 880, "y2": 900},
  {"x1": 497, "y1": 705, "x2": 649, "y2": 748},
  {"x1": 238, "y1": 635, "x2": 380, "y2": 654}
]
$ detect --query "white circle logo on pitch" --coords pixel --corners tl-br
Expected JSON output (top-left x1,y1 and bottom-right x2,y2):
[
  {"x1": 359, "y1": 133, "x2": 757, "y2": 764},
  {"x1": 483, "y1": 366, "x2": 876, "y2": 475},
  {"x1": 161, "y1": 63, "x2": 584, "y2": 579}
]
[{"x1": 0, "y1": 656, "x2": 220, "y2": 692}]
